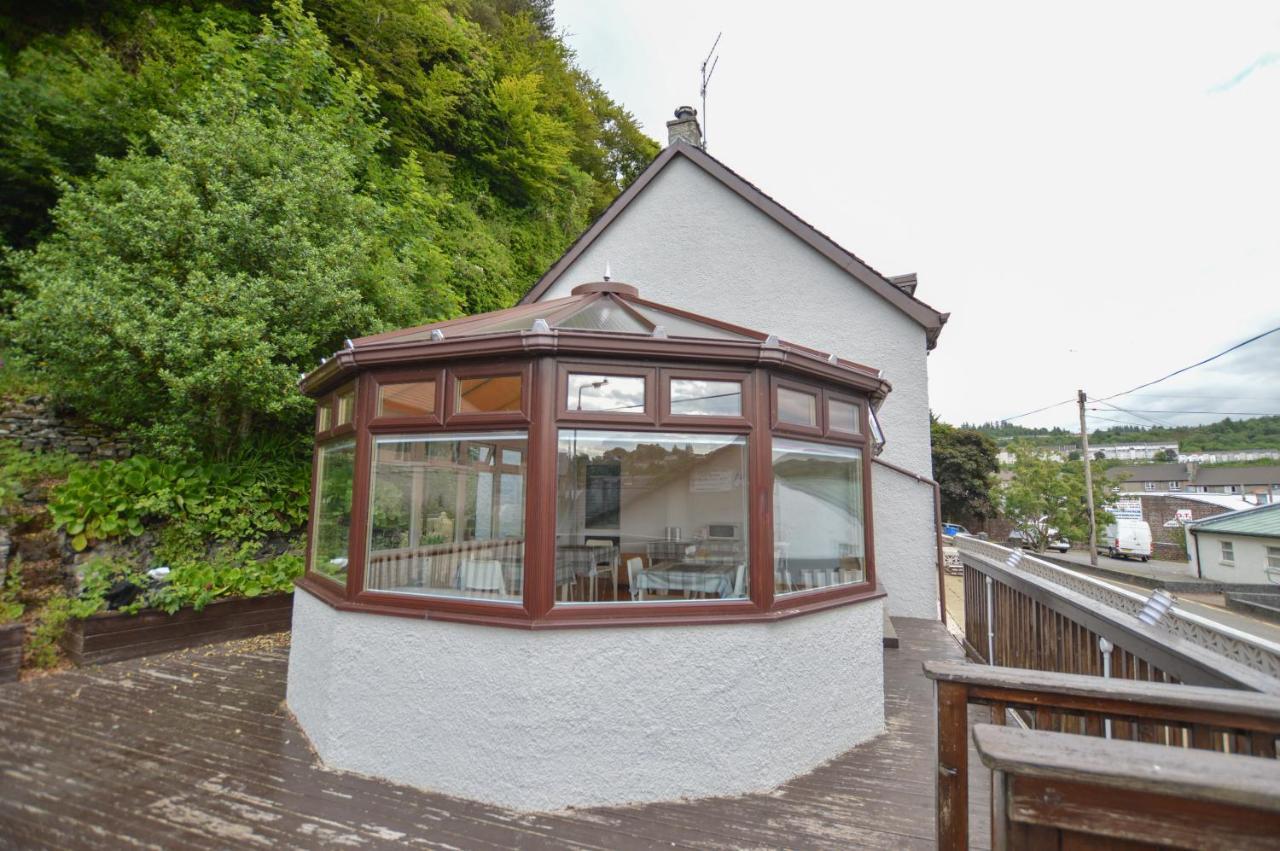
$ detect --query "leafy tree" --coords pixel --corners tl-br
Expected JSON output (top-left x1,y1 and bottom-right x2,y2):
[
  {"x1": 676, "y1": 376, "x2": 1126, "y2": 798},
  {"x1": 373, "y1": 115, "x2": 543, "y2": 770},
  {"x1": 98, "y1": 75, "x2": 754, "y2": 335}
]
[
  {"x1": 1001, "y1": 442, "x2": 1113, "y2": 552},
  {"x1": 1156, "y1": 448, "x2": 1177, "y2": 462},
  {"x1": 9, "y1": 2, "x2": 457, "y2": 455},
  {"x1": 930, "y1": 418, "x2": 998, "y2": 523}
]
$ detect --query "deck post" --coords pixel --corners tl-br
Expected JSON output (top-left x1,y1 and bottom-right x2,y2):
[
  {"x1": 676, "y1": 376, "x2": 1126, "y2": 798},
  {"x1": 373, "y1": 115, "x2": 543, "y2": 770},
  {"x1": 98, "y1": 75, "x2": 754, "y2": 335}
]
[{"x1": 936, "y1": 679, "x2": 969, "y2": 850}]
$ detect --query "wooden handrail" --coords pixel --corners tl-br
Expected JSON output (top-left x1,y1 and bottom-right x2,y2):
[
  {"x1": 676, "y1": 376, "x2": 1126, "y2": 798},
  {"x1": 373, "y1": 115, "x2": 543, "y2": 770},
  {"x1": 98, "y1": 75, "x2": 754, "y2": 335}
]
[
  {"x1": 974, "y1": 724, "x2": 1280, "y2": 811},
  {"x1": 975, "y1": 725, "x2": 1280, "y2": 849},
  {"x1": 925, "y1": 661, "x2": 1280, "y2": 850},
  {"x1": 926, "y1": 661, "x2": 1280, "y2": 726},
  {"x1": 957, "y1": 544, "x2": 1280, "y2": 693}
]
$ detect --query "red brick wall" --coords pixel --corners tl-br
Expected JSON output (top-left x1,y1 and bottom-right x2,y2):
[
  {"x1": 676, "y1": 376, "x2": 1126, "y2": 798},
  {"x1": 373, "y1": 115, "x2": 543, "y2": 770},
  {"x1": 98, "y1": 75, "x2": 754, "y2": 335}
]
[{"x1": 967, "y1": 496, "x2": 1230, "y2": 560}]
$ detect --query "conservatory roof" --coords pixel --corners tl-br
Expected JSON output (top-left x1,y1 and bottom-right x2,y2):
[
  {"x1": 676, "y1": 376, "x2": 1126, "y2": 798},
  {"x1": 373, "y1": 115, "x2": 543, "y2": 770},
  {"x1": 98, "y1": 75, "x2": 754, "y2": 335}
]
[{"x1": 301, "y1": 282, "x2": 890, "y2": 400}]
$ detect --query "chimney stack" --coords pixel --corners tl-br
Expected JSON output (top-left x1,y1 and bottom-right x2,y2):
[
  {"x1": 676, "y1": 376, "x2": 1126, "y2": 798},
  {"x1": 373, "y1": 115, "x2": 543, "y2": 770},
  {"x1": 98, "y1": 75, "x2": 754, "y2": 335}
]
[{"x1": 666, "y1": 105, "x2": 703, "y2": 148}]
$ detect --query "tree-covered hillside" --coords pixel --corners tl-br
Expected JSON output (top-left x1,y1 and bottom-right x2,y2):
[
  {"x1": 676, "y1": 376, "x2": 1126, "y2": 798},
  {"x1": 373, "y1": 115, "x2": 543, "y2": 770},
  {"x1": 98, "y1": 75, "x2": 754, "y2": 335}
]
[
  {"x1": 966, "y1": 415, "x2": 1280, "y2": 452},
  {"x1": 0, "y1": 0, "x2": 659, "y2": 454}
]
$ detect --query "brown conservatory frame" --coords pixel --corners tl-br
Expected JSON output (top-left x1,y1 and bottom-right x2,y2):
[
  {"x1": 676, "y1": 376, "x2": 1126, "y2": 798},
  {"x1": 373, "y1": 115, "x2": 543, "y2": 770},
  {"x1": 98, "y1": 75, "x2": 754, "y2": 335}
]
[{"x1": 298, "y1": 284, "x2": 890, "y2": 629}]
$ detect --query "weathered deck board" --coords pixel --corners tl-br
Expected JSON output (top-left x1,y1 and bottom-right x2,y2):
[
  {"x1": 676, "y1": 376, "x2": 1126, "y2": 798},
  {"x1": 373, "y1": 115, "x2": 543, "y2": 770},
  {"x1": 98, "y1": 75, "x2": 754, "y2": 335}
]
[{"x1": 0, "y1": 617, "x2": 990, "y2": 849}]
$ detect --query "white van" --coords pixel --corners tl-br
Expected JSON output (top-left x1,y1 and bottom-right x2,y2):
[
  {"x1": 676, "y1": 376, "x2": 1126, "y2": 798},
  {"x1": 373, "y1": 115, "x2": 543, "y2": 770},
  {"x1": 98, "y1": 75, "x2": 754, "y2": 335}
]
[{"x1": 1103, "y1": 519, "x2": 1153, "y2": 562}]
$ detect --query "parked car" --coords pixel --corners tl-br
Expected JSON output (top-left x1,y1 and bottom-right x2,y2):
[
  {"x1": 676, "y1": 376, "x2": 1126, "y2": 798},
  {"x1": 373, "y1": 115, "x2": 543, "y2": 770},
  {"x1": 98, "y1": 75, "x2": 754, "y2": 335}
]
[
  {"x1": 1007, "y1": 529, "x2": 1070, "y2": 554},
  {"x1": 1103, "y1": 519, "x2": 1153, "y2": 562},
  {"x1": 1007, "y1": 529, "x2": 1031, "y2": 549},
  {"x1": 941, "y1": 522, "x2": 970, "y2": 540}
]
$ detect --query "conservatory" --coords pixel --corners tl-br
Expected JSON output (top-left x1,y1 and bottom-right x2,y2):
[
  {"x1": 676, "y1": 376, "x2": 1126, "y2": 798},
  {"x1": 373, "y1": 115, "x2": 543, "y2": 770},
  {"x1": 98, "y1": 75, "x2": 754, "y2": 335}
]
[{"x1": 287, "y1": 281, "x2": 893, "y2": 810}]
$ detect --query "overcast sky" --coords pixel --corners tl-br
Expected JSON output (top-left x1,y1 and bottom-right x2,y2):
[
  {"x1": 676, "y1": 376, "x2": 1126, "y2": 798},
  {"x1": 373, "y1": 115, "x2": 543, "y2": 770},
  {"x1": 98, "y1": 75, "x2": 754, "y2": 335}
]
[{"x1": 553, "y1": 1, "x2": 1279, "y2": 432}]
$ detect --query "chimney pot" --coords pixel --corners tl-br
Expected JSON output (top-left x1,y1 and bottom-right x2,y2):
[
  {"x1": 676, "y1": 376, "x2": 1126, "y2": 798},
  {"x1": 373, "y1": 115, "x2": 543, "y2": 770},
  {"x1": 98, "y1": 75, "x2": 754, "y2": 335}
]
[{"x1": 666, "y1": 105, "x2": 703, "y2": 148}]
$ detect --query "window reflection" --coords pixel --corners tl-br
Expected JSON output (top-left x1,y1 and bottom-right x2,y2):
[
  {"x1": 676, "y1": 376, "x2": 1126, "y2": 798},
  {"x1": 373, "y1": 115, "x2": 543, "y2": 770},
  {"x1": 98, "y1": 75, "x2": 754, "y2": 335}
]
[
  {"x1": 567, "y1": 373, "x2": 646, "y2": 413},
  {"x1": 777, "y1": 387, "x2": 817, "y2": 427},
  {"x1": 556, "y1": 430, "x2": 749, "y2": 604},
  {"x1": 772, "y1": 439, "x2": 865, "y2": 594},
  {"x1": 828, "y1": 399, "x2": 861, "y2": 434},
  {"x1": 378, "y1": 381, "x2": 436, "y2": 417},
  {"x1": 311, "y1": 440, "x2": 356, "y2": 584},
  {"x1": 670, "y1": 379, "x2": 742, "y2": 416},
  {"x1": 365, "y1": 433, "x2": 527, "y2": 602},
  {"x1": 335, "y1": 391, "x2": 355, "y2": 426},
  {"x1": 458, "y1": 375, "x2": 522, "y2": 413}
]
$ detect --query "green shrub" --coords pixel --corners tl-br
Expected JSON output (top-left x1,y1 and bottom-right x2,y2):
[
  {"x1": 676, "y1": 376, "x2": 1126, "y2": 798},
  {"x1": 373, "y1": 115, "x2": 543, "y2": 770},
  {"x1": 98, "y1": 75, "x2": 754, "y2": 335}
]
[
  {"x1": 48, "y1": 450, "x2": 310, "y2": 551},
  {"x1": 0, "y1": 561, "x2": 23, "y2": 623},
  {"x1": 0, "y1": 440, "x2": 79, "y2": 519},
  {"x1": 149, "y1": 545, "x2": 304, "y2": 614}
]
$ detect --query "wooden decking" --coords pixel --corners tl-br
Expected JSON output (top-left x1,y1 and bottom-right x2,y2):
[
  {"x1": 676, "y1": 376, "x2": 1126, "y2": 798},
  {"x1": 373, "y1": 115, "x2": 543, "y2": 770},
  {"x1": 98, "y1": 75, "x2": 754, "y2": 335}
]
[{"x1": 0, "y1": 617, "x2": 990, "y2": 849}]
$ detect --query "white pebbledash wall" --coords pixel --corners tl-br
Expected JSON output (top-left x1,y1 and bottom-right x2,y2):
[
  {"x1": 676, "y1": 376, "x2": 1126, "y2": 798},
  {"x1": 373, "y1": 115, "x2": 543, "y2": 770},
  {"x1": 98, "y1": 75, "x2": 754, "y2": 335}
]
[
  {"x1": 287, "y1": 586, "x2": 885, "y2": 811},
  {"x1": 1187, "y1": 529, "x2": 1278, "y2": 584},
  {"x1": 538, "y1": 155, "x2": 940, "y2": 618}
]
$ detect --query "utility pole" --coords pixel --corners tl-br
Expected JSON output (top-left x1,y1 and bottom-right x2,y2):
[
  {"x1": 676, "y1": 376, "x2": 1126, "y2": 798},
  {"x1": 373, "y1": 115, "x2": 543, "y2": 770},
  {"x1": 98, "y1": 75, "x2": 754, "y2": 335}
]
[{"x1": 1078, "y1": 389, "x2": 1098, "y2": 567}]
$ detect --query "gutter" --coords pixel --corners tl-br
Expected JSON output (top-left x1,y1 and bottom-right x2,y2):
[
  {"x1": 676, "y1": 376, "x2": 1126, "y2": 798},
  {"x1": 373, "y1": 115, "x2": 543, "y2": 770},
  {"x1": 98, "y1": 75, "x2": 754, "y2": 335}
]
[
  {"x1": 872, "y1": 457, "x2": 947, "y2": 624},
  {"x1": 1189, "y1": 526, "x2": 1203, "y2": 579}
]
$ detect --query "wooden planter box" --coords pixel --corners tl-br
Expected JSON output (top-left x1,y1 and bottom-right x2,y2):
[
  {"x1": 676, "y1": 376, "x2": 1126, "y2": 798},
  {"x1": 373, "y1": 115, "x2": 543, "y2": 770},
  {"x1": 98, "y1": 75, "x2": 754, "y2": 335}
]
[
  {"x1": 63, "y1": 593, "x2": 292, "y2": 667},
  {"x1": 0, "y1": 621, "x2": 23, "y2": 683}
]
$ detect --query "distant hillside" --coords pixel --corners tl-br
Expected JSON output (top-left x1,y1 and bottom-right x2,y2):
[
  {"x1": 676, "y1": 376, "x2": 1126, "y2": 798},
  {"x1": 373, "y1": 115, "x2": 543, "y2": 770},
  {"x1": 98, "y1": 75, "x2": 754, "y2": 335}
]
[{"x1": 964, "y1": 415, "x2": 1280, "y2": 452}]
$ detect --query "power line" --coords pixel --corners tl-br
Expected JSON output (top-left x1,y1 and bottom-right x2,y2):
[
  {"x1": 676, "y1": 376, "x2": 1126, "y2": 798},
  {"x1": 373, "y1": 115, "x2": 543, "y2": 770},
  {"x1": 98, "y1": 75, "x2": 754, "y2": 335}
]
[
  {"x1": 1086, "y1": 413, "x2": 1139, "y2": 427},
  {"x1": 997, "y1": 398, "x2": 1075, "y2": 423},
  {"x1": 1091, "y1": 399, "x2": 1175, "y2": 429},
  {"x1": 1095, "y1": 409, "x2": 1280, "y2": 417},
  {"x1": 986, "y1": 325, "x2": 1279, "y2": 426},
  {"x1": 1096, "y1": 325, "x2": 1280, "y2": 402}
]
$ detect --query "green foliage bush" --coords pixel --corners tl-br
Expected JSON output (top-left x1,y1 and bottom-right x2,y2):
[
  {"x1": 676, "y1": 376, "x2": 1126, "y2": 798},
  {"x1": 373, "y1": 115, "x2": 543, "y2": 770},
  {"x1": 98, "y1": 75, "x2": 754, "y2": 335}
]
[
  {"x1": 9, "y1": 3, "x2": 464, "y2": 455},
  {"x1": 0, "y1": 439, "x2": 77, "y2": 520},
  {"x1": 2, "y1": 0, "x2": 658, "y2": 457},
  {"x1": 48, "y1": 447, "x2": 309, "y2": 551},
  {"x1": 0, "y1": 560, "x2": 23, "y2": 623}
]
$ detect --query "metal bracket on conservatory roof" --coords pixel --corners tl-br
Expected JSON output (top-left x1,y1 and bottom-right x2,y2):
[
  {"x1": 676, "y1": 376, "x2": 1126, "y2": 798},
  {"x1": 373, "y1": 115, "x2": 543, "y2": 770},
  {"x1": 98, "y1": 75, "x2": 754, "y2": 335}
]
[
  {"x1": 763, "y1": 334, "x2": 780, "y2": 348},
  {"x1": 531, "y1": 318, "x2": 551, "y2": 333},
  {"x1": 430, "y1": 329, "x2": 445, "y2": 342},
  {"x1": 344, "y1": 338, "x2": 355, "y2": 350},
  {"x1": 651, "y1": 325, "x2": 668, "y2": 339},
  {"x1": 828, "y1": 353, "x2": 839, "y2": 365}
]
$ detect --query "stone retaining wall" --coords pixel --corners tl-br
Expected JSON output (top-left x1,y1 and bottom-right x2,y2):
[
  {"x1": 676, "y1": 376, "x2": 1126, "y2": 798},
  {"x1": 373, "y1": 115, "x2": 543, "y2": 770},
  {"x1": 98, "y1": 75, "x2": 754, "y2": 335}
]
[{"x1": 0, "y1": 396, "x2": 130, "y2": 460}]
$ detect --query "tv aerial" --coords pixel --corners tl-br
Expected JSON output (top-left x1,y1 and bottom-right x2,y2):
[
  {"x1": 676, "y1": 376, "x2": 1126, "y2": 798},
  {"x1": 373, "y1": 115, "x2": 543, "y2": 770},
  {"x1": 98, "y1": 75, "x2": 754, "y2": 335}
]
[{"x1": 700, "y1": 33, "x2": 721, "y2": 150}]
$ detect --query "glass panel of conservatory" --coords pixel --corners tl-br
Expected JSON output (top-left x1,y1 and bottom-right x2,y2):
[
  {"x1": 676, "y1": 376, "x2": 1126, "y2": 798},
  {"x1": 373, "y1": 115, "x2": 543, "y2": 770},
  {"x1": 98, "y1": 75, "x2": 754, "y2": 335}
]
[
  {"x1": 567, "y1": 373, "x2": 646, "y2": 413},
  {"x1": 377, "y1": 381, "x2": 436, "y2": 417},
  {"x1": 556, "y1": 299, "x2": 652, "y2": 333},
  {"x1": 457, "y1": 375, "x2": 522, "y2": 413},
  {"x1": 670, "y1": 379, "x2": 742, "y2": 417},
  {"x1": 777, "y1": 386, "x2": 817, "y2": 427},
  {"x1": 772, "y1": 439, "x2": 865, "y2": 594},
  {"x1": 365, "y1": 433, "x2": 527, "y2": 602},
  {"x1": 828, "y1": 399, "x2": 861, "y2": 434},
  {"x1": 627, "y1": 304, "x2": 753, "y2": 340},
  {"x1": 335, "y1": 390, "x2": 355, "y2": 426},
  {"x1": 311, "y1": 440, "x2": 356, "y2": 584},
  {"x1": 556, "y1": 430, "x2": 749, "y2": 604}
]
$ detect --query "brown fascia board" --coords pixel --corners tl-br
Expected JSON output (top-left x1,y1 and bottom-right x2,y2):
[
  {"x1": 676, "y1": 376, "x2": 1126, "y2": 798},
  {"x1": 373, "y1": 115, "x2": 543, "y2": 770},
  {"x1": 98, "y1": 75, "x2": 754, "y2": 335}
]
[
  {"x1": 517, "y1": 143, "x2": 949, "y2": 349},
  {"x1": 298, "y1": 330, "x2": 891, "y2": 401}
]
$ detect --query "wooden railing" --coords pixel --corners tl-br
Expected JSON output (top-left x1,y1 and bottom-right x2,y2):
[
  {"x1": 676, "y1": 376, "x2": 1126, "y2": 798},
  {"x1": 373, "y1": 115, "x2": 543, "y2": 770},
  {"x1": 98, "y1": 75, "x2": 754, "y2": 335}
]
[
  {"x1": 925, "y1": 661, "x2": 1280, "y2": 850},
  {"x1": 974, "y1": 724, "x2": 1280, "y2": 849},
  {"x1": 954, "y1": 536, "x2": 1280, "y2": 692},
  {"x1": 366, "y1": 539, "x2": 524, "y2": 591}
]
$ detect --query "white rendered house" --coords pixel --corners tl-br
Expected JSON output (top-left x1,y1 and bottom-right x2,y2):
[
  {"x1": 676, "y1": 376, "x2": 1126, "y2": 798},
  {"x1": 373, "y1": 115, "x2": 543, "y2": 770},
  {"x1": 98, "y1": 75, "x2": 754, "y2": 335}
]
[
  {"x1": 286, "y1": 108, "x2": 948, "y2": 811},
  {"x1": 521, "y1": 107, "x2": 949, "y2": 620}
]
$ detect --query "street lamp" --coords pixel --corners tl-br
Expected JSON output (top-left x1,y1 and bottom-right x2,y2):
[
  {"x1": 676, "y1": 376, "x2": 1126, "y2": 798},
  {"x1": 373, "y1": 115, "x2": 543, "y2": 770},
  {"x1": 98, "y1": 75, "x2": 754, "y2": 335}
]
[{"x1": 570, "y1": 379, "x2": 609, "y2": 549}]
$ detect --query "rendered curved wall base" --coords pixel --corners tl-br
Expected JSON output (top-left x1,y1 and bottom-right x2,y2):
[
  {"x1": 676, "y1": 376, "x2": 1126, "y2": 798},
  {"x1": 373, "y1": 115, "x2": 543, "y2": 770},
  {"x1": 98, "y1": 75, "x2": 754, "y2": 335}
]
[{"x1": 286, "y1": 587, "x2": 885, "y2": 811}]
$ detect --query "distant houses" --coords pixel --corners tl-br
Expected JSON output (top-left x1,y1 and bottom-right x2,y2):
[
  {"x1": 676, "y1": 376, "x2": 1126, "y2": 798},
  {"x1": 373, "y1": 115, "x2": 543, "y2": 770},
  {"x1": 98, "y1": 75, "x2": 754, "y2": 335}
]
[{"x1": 1108, "y1": 463, "x2": 1280, "y2": 503}]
